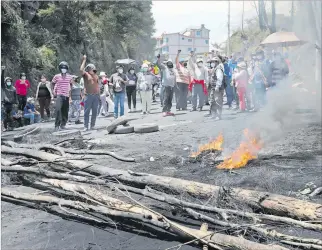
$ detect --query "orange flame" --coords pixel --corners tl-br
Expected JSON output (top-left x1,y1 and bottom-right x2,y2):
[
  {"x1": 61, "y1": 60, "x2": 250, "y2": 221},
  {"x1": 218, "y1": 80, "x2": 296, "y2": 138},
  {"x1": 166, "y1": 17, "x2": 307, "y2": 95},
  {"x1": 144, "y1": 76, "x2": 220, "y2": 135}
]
[
  {"x1": 216, "y1": 129, "x2": 263, "y2": 169},
  {"x1": 190, "y1": 134, "x2": 223, "y2": 157}
]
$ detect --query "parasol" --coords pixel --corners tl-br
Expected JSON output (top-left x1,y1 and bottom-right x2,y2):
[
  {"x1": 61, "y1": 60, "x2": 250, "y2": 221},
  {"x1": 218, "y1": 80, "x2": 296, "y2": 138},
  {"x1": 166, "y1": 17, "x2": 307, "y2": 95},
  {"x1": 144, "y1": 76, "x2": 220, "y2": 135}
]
[
  {"x1": 115, "y1": 58, "x2": 136, "y2": 65},
  {"x1": 260, "y1": 32, "x2": 306, "y2": 47}
]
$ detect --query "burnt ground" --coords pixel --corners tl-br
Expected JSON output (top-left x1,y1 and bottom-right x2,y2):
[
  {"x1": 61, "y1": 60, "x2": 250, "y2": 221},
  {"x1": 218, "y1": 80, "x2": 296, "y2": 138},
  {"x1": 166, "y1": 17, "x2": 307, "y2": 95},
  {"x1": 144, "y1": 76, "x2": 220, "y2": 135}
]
[{"x1": 1, "y1": 94, "x2": 322, "y2": 250}]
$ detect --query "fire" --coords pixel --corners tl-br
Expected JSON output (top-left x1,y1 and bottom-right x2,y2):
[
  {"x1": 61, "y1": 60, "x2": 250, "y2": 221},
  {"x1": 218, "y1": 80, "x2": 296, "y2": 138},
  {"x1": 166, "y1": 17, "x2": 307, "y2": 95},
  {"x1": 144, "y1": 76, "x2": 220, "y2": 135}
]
[
  {"x1": 216, "y1": 129, "x2": 263, "y2": 169},
  {"x1": 190, "y1": 134, "x2": 223, "y2": 157}
]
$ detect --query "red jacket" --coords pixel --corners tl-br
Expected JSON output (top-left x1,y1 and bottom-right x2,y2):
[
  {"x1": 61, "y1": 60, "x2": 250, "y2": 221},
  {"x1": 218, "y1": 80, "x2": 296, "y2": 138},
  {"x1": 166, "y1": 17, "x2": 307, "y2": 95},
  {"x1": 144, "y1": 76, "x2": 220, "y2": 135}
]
[
  {"x1": 188, "y1": 79, "x2": 208, "y2": 95},
  {"x1": 15, "y1": 79, "x2": 30, "y2": 96}
]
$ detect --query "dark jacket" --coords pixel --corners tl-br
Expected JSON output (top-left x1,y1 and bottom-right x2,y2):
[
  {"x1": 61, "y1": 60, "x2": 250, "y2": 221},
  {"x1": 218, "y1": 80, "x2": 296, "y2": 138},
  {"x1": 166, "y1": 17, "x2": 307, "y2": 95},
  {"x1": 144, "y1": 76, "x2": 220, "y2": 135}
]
[
  {"x1": 1, "y1": 86, "x2": 18, "y2": 105},
  {"x1": 126, "y1": 73, "x2": 138, "y2": 87}
]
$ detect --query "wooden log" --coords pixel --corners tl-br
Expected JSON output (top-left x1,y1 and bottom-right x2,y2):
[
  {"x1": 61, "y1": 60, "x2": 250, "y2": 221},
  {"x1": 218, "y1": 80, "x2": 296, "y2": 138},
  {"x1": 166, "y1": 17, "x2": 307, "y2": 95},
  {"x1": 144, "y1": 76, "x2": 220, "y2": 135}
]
[
  {"x1": 2, "y1": 142, "x2": 135, "y2": 162},
  {"x1": 38, "y1": 180, "x2": 289, "y2": 250},
  {"x1": 2, "y1": 146, "x2": 322, "y2": 221}
]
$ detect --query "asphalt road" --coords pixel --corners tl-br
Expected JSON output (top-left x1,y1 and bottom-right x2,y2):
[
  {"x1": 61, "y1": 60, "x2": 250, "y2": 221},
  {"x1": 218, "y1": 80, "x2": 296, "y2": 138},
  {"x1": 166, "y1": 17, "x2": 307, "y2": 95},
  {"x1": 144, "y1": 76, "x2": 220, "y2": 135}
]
[{"x1": 2, "y1": 91, "x2": 322, "y2": 250}]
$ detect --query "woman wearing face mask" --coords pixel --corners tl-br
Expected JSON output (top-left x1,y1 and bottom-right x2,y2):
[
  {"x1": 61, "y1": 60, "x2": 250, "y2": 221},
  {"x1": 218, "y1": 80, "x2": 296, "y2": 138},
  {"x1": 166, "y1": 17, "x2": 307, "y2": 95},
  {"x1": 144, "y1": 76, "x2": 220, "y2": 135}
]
[
  {"x1": 35, "y1": 74, "x2": 53, "y2": 122},
  {"x1": 126, "y1": 67, "x2": 137, "y2": 113},
  {"x1": 187, "y1": 51, "x2": 208, "y2": 112},
  {"x1": 15, "y1": 72, "x2": 30, "y2": 111},
  {"x1": 1, "y1": 67, "x2": 18, "y2": 131},
  {"x1": 109, "y1": 65, "x2": 128, "y2": 118}
]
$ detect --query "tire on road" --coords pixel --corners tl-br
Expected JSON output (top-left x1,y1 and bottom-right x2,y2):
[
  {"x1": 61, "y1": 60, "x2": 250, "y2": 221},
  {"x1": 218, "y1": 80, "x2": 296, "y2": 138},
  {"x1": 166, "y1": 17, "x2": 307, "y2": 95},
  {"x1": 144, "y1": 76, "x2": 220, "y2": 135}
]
[
  {"x1": 114, "y1": 126, "x2": 134, "y2": 134},
  {"x1": 52, "y1": 129, "x2": 81, "y2": 138},
  {"x1": 134, "y1": 123, "x2": 159, "y2": 134},
  {"x1": 14, "y1": 126, "x2": 41, "y2": 142}
]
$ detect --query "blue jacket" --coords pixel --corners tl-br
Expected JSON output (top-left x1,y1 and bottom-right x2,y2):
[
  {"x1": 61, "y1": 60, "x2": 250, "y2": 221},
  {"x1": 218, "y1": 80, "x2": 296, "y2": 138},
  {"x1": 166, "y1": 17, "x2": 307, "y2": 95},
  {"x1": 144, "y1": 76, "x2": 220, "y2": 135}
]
[
  {"x1": 228, "y1": 59, "x2": 237, "y2": 78},
  {"x1": 223, "y1": 63, "x2": 230, "y2": 78},
  {"x1": 24, "y1": 103, "x2": 35, "y2": 115}
]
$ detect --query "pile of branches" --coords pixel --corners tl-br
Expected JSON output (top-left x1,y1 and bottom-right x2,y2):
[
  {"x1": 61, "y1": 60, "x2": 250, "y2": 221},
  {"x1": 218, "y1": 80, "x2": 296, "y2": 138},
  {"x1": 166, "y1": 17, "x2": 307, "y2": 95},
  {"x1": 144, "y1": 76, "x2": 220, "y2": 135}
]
[{"x1": 1, "y1": 139, "x2": 322, "y2": 250}]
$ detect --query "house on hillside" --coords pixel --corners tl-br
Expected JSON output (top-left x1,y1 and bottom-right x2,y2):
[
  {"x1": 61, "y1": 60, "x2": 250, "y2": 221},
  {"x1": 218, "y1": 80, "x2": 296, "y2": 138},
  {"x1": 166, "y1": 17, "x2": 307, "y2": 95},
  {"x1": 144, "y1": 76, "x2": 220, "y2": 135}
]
[{"x1": 154, "y1": 24, "x2": 210, "y2": 62}]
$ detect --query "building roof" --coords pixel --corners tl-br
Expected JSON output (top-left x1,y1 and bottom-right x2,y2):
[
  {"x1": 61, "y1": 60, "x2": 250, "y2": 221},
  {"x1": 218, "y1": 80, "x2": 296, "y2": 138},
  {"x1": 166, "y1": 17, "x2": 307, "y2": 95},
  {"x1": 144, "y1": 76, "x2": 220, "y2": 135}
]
[{"x1": 180, "y1": 24, "x2": 210, "y2": 34}]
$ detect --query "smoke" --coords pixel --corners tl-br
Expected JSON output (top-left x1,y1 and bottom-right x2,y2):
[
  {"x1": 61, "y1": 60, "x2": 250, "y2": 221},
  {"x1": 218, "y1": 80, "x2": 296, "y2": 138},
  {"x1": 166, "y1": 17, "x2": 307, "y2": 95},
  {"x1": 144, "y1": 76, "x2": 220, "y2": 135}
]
[{"x1": 248, "y1": 1, "x2": 321, "y2": 146}]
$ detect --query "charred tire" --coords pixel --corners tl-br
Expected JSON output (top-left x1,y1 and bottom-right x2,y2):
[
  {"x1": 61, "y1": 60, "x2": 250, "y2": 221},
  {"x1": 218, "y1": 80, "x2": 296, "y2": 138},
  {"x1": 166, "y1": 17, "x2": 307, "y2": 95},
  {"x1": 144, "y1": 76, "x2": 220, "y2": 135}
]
[
  {"x1": 14, "y1": 126, "x2": 41, "y2": 142},
  {"x1": 114, "y1": 126, "x2": 134, "y2": 134},
  {"x1": 134, "y1": 123, "x2": 159, "y2": 134},
  {"x1": 52, "y1": 129, "x2": 81, "y2": 138}
]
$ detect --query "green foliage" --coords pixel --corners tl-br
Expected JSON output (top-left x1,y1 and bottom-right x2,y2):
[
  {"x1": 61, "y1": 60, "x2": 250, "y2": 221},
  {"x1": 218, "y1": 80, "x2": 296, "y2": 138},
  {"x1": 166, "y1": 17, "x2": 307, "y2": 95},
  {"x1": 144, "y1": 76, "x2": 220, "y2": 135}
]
[
  {"x1": 37, "y1": 3, "x2": 56, "y2": 17},
  {"x1": 1, "y1": 1, "x2": 155, "y2": 95}
]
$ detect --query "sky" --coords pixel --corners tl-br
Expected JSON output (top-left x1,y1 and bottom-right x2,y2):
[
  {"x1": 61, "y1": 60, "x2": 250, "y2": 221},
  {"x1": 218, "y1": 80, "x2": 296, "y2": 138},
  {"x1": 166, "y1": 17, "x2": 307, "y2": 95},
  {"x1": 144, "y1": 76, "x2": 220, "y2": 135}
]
[{"x1": 152, "y1": 1, "x2": 292, "y2": 47}]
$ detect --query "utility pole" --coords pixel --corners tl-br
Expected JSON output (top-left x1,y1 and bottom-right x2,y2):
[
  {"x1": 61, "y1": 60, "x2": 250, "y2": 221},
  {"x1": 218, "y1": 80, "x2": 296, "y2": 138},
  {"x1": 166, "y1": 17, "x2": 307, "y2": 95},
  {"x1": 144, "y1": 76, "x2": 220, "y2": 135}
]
[
  {"x1": 291, "y1": 0, "x2": 294, "y2": 30},
  {"x1": 227, "y1": 0, "x2": 230, "y2": 56},
  {"x1": 242, "y1": 0, "x2": 244, "y2": 32}
]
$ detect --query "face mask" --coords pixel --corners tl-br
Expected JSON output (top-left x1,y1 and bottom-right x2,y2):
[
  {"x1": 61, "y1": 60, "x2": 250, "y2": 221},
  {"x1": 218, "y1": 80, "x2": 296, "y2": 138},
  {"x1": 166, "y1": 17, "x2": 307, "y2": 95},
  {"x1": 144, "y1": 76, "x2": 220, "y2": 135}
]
[
  {"x1": 197, "y1": 62, "x2": 203, "y2": 67},
  {"x1": 30, "y1": 101, "x2": 35, "y2": 104},
  {"x1": 183, "y1": 63, "x2": 187, "y2": 67},
  {"x1": 210, "y1": 63, "x2": 215, "y2": 68},
  {"x1": 118, "y1": 69, "x2": 123, "y2": 74},
  {"x1": 142, "y1": 68, "x2": 148, "y2": 72},
  {"x1": 61, "y1": 68, "x2": 67, "y2": 74},
  {"x1": 130, "y1": 70, "x2": 134, "y2": 74},
  {"x1": 6, "y1": 82, "x2": 12, "y2": 86},
  {"x1": 21, "y1": 76, "x2": 26, "y2": 80}
]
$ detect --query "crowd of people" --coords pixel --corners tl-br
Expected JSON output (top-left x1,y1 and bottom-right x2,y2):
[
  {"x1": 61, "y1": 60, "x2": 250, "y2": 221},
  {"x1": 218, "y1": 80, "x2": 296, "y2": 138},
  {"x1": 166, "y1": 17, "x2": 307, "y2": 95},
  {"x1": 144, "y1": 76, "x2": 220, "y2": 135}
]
[{"x1": 1, "y1": 49, "x2": 289, "y2": 132}]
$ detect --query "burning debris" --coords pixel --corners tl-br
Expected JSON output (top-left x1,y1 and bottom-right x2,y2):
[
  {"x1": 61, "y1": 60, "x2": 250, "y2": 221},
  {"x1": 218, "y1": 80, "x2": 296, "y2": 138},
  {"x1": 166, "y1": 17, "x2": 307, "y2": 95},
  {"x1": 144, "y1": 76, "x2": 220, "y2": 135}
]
[
  {"x1": 217, "y1": 129, "x2": 263, "y2": 169},
  {"x1": 190, "y1": 133, "x2": 223, "y2": 158}
]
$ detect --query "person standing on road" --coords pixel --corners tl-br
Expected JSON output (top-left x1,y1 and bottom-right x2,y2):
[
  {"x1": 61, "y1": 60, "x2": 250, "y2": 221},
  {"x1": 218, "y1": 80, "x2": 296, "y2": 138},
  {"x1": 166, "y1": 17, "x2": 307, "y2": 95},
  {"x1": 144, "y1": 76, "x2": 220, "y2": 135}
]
[
  {"x1": 126, "y1": 67, "x2": 138, "y2": 113},
  {"x1": 98, "y1": 72, "x2": 109, "y2": 116},
  {"x1": 234, "y1": 62, "x2": 249, "y2": 112},
  {"x1": 175, "y1": 50, "x2": 190, "y2": 111},
  {"x1": 52, "y1": 61, "x2": 73, "y2": 131},
  {"x1": 228, "y1": 54, "x2": 239, "y2": 110},
  {"x1": 68, "y1": 75, "x2": 83, "y2": 124},
  {"x1": 156, "y1": 54, "x2": 177, "y2": 117},
  {"x1": 270, "y1": 51, "x2": 289, "y2": 87},
  {"x1": 35, "y1": 74, "x2": 53, "y2": 122},
  {"x1": 80, "y1": 55, "x2": 100, "y2": 131},
  {"x1": 223, "y1": 56, "x2": 233, "y2": 109},
  {"x1": 137, "y1": 63, "x2": 156, "y2": 114},
  {"x1": 1, "y1": 66, "x2": 18, "y2": 131},
  {"x1": 187, "y1": 51, "x2": 208, "y2": 112},
  {"x1": 15, "y1": 72, "x2": 30, "y2": 111},
  {"x1": 205, "y1": 56, "x2": 225, "y2": 120},
  {"x1": 109, "y1": 65, "x2": 128, "y2": 118}
]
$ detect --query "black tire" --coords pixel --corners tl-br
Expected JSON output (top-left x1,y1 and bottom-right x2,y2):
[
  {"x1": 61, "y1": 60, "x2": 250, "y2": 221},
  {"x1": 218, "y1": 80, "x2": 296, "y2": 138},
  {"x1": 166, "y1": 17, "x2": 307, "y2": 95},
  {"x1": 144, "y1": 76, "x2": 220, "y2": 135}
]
[
  {"x1": 52, "y1": 129, "x2": 81, "y2": 138},
  {"x1": 13, "y1": 126, "x2": 41, "y2": 142},
  {"x1": 114, "y1": 126, "x2": 134, "y2": 134},
  {"x1": 134, "y1": 123, "x2": 159, "y2": 133}
]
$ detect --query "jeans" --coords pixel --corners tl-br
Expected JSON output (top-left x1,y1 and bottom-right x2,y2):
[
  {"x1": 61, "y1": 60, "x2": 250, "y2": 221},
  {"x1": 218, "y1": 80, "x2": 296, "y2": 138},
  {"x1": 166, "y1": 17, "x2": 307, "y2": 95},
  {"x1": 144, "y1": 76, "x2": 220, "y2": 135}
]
[
  {"x1": 38, "y1": 96, "x2": 51, "y2": 119},
  {"x1": 84, "y1": 94, "x2": 100, "y2": 129},
  {"x1": 114, "y1": 92, "x2": 125, "y2": 118},
  {"x1": 162, "y1": 86, "x2": 174, "y2": 113},
  {"x1": 55, "y1": 95, "x2": 69, "y2": 128},
  {"x1": 160, "y1": 85, "x2": 165, "y2": 106},
  {"x1": 174, "y1": 82, "x2": 189, "y2": 110},
  {"x1": 225, "y1": 78, "x2": 233, "y2": 107},
  {"x1": 126, "y1": 86, "x2": 137, "y2": 109},
  {"x1": 192, "y1": 84, "x2": 204, "y2": 109},
  {"x1": 24, "y1": 113, "x2": 40, "y2": 124}
]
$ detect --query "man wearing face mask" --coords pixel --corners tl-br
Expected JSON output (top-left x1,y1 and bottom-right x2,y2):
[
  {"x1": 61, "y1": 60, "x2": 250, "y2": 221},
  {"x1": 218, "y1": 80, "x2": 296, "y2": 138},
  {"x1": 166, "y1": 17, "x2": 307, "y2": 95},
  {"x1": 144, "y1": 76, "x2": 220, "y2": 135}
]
[
  {"x1": 109, "y1": 65, "x2": 128, "y2": 118},
  {"x1": 175, "y1": 50, "x2": 190, "y2": 111},
  {"x1": 156, "y1": 54, "x2": 177, "y2": 116},
  {"x1": 1, "y1": 66, "x2": 18, "y2": 131},
  {"x1": 187, "y1": 51, "x2": 208, "y2": 112},
  {"x1": 205, "y1": 56, "x2": 225, "y2": 120},
  {"x1": 80, "y1": 55, "x2": 100, "y2": 131},
  {"x1": 52, "y1": 61, "x2": 73, "y2": 131},
  {"x1": 15, "y1": 72, "x2": 30, "y2": 111}
]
